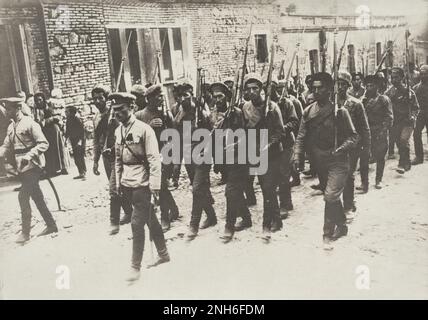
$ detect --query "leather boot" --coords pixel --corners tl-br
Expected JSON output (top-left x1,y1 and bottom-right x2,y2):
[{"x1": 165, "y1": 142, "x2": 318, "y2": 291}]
[
  {"x1": 332, "y1": 225, "x2": 348, "y2": 240},
  {"x1": 356, "y1": 184, "x2": 369, "y2": 194},
  {"x1": 120, "y1": 214, "x2": 132, "y2": 225},
  {"x1": 375, "y1": 181, "x2": 383, "y2": 189},
  {"x1": 16, "y1": 232, "x2": 30, "y2": 244},
  {"x1": 234, "y1": 218, "x2": 252, "y2": 231},
  {"x1": 161, "y1": 218, "x2": 170, "y2": 232},
  {"x1": 220, "y1": 227, "x2": 234, "y2": 243},
  {"x1": 125, "y1": 267, "x2": 141, "y2": 282},
  {"x1": 147, "y1": 249, "x2": 170, "y2": 268},
  {"x1": 37, "y1": 225, "x2": 58, "y2": 237},
  {"x1": 186, "y1": 225, "x2": 198, "y2": 241},
  {"x1": 270, "y1": 219, "x2": 283, "y2": 232},
  {"x1": 411, "y1": 157, "x2": 423, "y2": 165},
  {"x1": 109, "y1": 224, "x2": 119, "y2": 235}
]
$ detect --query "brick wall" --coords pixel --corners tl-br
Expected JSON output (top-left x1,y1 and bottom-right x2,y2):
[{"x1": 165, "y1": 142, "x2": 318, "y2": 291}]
[
  {"x1": 0, "y1": 5, "x2": 50, "y2": 94},
  {"x1": 41, "y1": 0, "x2": 281, "y2": 107}
]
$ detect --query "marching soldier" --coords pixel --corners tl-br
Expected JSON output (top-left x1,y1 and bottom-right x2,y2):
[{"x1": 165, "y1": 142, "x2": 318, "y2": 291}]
[
  {"x1": 294, "y1": 72, "x2": 358, "y2": 243},
  {"x1": 135, "y1": 84, "x2": 179, "y2": 232},
  {"x1": 362, "y1": 75, "x2": 394, "y2": 189},
  {"x1": 242, "y1": 73, "x2": 284, "y2": 235},
  {"x1": 210, "y1": 81, "x2": 251, "y2": 242},
  {"x1": 385, "y1": 67, "x2": 420, "y2": 173},
  {"x1": 91, "y1": 85, "x2": 132, "y2": 235},
  {"x1": 0, "y1": 97, "x2": 58, "y2": 243},
  {"x1": 269, "y1": 77, "x2": 299, "y2": 215},
  {"x1": 173, "y1": 81, "x2": 217, "y2": 241},
  {"x1": 130, "y1": 84, "x2": 147, "y2": 111},
  {"x1": 112, "y1": 92, "x2": 169, "y2": 282},
  {"x1": 412, "y1": 65, "x2": 428, "y2": 165},
  {"x1": 337, "y1": 72, "x2": 371, "y2": 215},
  {"x1": 348, "y1": 72, "x2": 365, "y2": 100}
]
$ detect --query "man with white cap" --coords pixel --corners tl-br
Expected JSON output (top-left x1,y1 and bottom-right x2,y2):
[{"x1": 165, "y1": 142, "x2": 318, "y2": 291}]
[{"x1": 0, "y1": 97, "x2": 58, "y2": 243}]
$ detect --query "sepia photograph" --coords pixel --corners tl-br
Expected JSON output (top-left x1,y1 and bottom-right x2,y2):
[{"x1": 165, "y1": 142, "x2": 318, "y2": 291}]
[{"x1": 0, "y1": 0, "x2": 427, "y2": 302}]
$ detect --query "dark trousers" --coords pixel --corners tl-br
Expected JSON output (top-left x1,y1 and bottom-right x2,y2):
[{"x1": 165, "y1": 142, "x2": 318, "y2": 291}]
[
  {"x1": 258, "y1": 156, "x2": 281, "y2": 228},
  {"x1": 103, "y1": 155, "x2": 132, "y2": 225},
  {"x1": 313, "y1": 149, "x2": 349, "y2": 236},
  {"x1": 225, "y1": 164, "x2": 251, "y2": 230},
  {"x1": 278, "y1": 148, "x2": 293, "y2": 207},
  {"x1": 19, "y1": 168, "x2": 56, "y2": 235},
  {"x1": 0, "y1": 156, "x2": 6, "y2": 177},
  {"x1": 160, "y1": 164, "x2": 178, "y2": 222},
  {"x1": 371, "y1": 129, "x2": 389, "y2": 183},
  {"x1": 390, "y1": 122, "x2": 414, "y2": 168},
  {"x1": 343, "y1": 148, "x2": 368, "y2": 210},
  {"x1": 244, "y1": 174, "x2": 256, "y2": 205},
  {"x1": 71, "y1": 143, "x2": 86, "y2": 175},
  {"x1": 414, "y1": 113, "x2": 428, "y2": 160},
  {"x1": 172, "y1": 144, "x2": 195, "y2": 184},
  {"x1": 122, "y1": 186, "x2": 167, "y2": 270},
  {"x1": 189, "y1": 164, "x2": 216, "y2": 229}
]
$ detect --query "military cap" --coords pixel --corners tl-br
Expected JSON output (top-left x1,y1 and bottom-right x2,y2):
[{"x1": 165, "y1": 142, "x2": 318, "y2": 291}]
[
  {"x1": 338, "y1": 71, "x2": 352, "y2": 86},
  {"x1": 351, "y1": 72, "x2": 364, "y2": 80},
  {"x1": 420, "y1": 64, "x2": 428, "y2": 76},
  {"x1": 364, "y1": 75, "x2": 380, "y2": 86},
  {"x1": 312, "y1": 72, "x2": 333, "y2": 88},
  {"x1": 262, "y1": 74, "x2": 279, "y2": 86},
  {"x1": 391, "y1": 67, "x2": 405, "y2": 77},
  {"x1": 224, "y1": 77, "x2": 235, "y2": 85},
  {"x1": 210, "y1": 82, "x2": 232, "y2": 98},
  {"x1": 145, "y1": 84, "x2": 163, "y2": 98},
  {"x1": 0, "y1": 97, "x2": 25, "y2": 108},
  {"x1": 243, "y1": 72, "x2": 263, "y2": 88},
  {"x1": 108, "y1": 92, "x2": 136, "y2": 108},
  {"x1": 176, "y1": 79, "x2": 193, "y2": 93},
  {"x1": 130, "y1": 84, "x2": 147, "y2": 97},
  {"x1": 92, "y1": 84, "x2": 111, "y2": 97}
]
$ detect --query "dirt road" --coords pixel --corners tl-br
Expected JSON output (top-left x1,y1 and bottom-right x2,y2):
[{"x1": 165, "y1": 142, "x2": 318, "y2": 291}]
[{"x1": 0, "y1": 149, "x2": 427, "y2": 299}]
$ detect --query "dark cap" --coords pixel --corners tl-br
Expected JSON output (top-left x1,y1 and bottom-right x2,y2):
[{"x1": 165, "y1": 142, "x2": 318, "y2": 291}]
[
  {"x1": 312, "y1": 72, "x2": 333, "y2": 88},
  {"x1": 243, "y1": 73, "x2": 263, "y2": 88},
  {"x1": 145, "y1": 84, "x2": 163, "y2": 98},
  {"x1": 176, "y1": 79, "x2": 193, "y2": 94},
  {"x1": 130, "y1": 84, "x2": 147, "y2": 97},
  {"x1": 66, "y1": 105, "x2": 78, "y2": 112},
  {"x1": 391, "y1": 67, "x2": 404, "y2": 77},
  {"x1": 108, "y1": 92, "x2": 136, "y2": 108},
  {"x1": 0, "y1": 97, "x2": 25, "y2": 108},
  {"x1": 210, "y1": 82, "x2": 232, "y2": 98},
  {"x1": 364, "y1": 75, "x2": 380, "y2": 86}
]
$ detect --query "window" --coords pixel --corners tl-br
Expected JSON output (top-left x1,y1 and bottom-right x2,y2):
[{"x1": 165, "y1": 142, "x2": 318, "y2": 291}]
[
  {"x1": 107, "y1": 27, "x2": 189, "y2": 93},
  {"x1": 309, "y1": 49, "x2": 319, "y2": 75},
  {"x1": 0, "y1": 24, "x2": 33, "y2": 97},
  {"x1": 254, "y1": 34, "x2": 268, "y2": 63},
  {"x1": 347, "y1": 44, "x2": 356, "y2": 74}
]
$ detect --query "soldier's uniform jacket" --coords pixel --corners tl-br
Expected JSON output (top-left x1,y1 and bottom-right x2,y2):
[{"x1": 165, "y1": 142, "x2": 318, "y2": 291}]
[
  {"x1": 0, "y1": 112, "x2": 49, "y2": 173},
  {"x1": 93, "y1": 104, "x2": 118, "y2": 163},
  {"x1": 289, "y1": 95, "x2": 304, "y2": 121},
  {"x1": 362, "y1": 93, "x2": 394, "y2": 134},
  {"x1": 114, "y1": 114, "x2": 161, "y2": 191},
  {"x1": 135, "y1": 106, "x2": 174, "y2": 148},
  {"x1": 385, "y1": 85, "x2": 419, "y2": 125},
  {"x1": 340, "y1": 95, "x2": 371, "y2": 149},
  {"x1": 348, "y1": 86, "x2": 365, "y2": 100},
  {"x1": 278, "y1": 97, "x2": 299, "y2": 148},
  {"x1": 413, "y1": 82, "x2": 428, "y2": 116},
  {"x1": 242, "y1": 99, "x2": 284, "y2": 159},
  {"x1": 294, "y1": 101, "x2": 358, "y2": 161}
]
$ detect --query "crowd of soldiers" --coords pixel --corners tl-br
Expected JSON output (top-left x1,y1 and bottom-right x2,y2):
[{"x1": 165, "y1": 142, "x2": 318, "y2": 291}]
[{"x1": 0, "y1": 58, "x2": 427, "y2": 282}]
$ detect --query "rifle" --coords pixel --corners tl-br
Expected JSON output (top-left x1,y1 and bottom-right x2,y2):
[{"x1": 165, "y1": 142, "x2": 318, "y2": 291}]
[
  {"x1": 195, "y1": 62, "x2": 205, "y2": 128},
  {"x1": 375, "y1": 21, "x2": 401, "y2": 74},
  {"x1": 336, "y1": 27, "x2": 350, "y2": 72},
  {"x1": 237, "y1": 22, "x2": 253, "y2": 106},
  {"x1": 151, "y1": 32, "x2": 168, "y2": 84},
  {"x1": 279, "y1": 42, "x2": 299, "y2": 101},
  {"x1": 265, "y1": 42, "x2": 275, "y2": 117},
  {"x1": 278, "y1": 59, "x2": 285, "y2": 80},
  {"x1": 333, "y1": 28, "x2": 339, "y2": 150},
  {"x1": 115, "y1": 30, "x2": 133, "y2": 92},
  {"x1": 405, "y1": 29, "x2": 411, "y2": 98}
]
